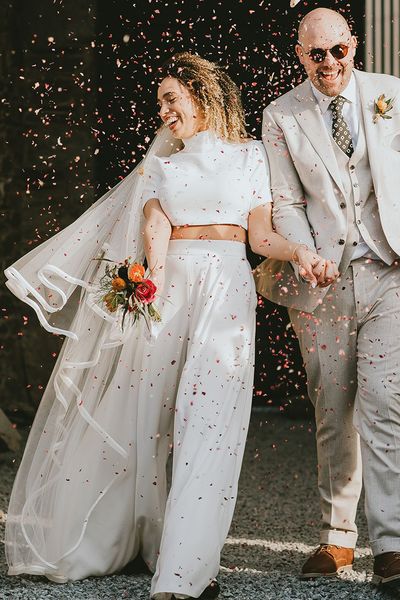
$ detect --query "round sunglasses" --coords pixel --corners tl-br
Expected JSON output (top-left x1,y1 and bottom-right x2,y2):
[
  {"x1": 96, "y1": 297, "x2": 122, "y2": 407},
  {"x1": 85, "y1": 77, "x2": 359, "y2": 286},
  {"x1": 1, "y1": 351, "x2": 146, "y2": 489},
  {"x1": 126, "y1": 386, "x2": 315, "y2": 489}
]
[{"x1": 299, "y1": 43, "x2": 350, "y2": 63}]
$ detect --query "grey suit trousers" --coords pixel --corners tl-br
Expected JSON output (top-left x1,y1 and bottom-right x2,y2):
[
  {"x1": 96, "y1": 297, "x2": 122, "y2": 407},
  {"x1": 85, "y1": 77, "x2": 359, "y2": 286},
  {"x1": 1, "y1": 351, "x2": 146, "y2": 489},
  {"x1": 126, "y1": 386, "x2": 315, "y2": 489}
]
[{"x1": 289, "y1": 258, "x2": 400, "y2": 554}]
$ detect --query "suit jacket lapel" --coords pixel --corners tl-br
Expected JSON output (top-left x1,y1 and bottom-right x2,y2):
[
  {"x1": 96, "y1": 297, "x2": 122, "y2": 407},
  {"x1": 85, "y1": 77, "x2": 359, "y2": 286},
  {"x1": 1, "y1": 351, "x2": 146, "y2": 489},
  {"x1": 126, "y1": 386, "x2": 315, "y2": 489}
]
[
  {"x1": 291, "y1": 80, "x2": 346, "y2": 197},
  {"x1": 354, "y1": 69, "x2": 382, "y2": 195}
]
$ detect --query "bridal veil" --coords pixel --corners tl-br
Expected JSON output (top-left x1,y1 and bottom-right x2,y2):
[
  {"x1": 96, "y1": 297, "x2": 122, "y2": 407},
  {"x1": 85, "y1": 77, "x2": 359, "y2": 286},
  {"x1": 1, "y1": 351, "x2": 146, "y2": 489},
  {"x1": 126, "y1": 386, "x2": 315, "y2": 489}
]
[{"x1": 4, "y1": 127, "x2": 180, "y2": 578}]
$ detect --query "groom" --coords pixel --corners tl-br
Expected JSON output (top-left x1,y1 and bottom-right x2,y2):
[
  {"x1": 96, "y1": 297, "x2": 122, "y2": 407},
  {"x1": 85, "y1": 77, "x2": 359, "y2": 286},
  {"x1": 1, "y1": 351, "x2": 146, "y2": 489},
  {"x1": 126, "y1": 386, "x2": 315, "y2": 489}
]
[{"x1": 256, "y1": 7, "x2": 400, "y2": 589}]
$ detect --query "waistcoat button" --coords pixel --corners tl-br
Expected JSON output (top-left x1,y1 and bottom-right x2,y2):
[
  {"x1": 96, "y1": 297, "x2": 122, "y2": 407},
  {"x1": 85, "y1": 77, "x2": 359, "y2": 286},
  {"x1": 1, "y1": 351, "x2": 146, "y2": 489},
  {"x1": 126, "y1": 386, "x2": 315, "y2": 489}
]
[
  {"x1": 340, "y1": 202, "x2": 346, "y2": 209},
  {"x1": 353, "y1": 241, "x2": 358, "y2": 246},
  {"x1": 339, "y1": 239, "x2": 345, "y2": 245}
]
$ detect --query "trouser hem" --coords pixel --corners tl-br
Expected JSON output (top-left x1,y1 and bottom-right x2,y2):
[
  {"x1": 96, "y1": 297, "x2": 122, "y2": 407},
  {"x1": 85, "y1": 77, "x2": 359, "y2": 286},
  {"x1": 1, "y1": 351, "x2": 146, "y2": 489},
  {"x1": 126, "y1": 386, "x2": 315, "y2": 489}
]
[
  {"x1": 371, "y1": 538, "x2": 400, "y2": 556},
  {"x1": 320, "y1": 530, "x2": 357, "y2": 548}
]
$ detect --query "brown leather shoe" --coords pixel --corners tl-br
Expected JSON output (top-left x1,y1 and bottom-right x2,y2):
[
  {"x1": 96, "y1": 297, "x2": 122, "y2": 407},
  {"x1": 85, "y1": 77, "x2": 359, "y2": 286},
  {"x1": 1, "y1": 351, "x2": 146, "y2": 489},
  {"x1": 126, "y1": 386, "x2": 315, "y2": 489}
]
[
  {"x1": 300, "y1": 544, "x2": 354, "y2": 578},
  {"x1": 373, "y1": 552, "x2": 400, "y2": 587}
]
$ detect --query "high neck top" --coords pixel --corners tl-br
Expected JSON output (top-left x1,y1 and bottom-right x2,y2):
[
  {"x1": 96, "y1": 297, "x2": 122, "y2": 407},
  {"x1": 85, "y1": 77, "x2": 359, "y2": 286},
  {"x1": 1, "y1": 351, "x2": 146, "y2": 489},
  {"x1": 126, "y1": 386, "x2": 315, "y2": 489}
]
[
  {"x1": 141, "y1": 133, "x2": 272, "y2": 230},
  {"x1": 182, "y1": 129, "x2": 220, "y2": 152}
]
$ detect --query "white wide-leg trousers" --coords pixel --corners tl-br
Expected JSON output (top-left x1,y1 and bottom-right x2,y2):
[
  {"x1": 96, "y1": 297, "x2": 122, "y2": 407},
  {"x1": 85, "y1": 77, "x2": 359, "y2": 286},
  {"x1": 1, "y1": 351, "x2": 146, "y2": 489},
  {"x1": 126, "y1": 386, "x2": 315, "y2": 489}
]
[{"x1": 145, "y1": 240, "x2": 256, "y2": 598}]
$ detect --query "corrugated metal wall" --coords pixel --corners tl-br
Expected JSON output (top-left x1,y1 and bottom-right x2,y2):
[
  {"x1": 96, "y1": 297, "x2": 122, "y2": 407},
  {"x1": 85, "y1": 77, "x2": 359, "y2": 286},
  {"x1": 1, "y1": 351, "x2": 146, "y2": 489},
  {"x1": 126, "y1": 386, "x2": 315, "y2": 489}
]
[{"x1": 365, "y1": 0, "x2": 400, "y2": 76}]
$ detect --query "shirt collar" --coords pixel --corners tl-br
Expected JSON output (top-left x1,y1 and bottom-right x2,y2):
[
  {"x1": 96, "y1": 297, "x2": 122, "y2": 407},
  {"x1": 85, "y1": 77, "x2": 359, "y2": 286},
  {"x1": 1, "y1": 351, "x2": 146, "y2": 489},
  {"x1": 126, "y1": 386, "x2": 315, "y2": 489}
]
[{"x1": 310, "y1": 72, "x2": 357, "y2": 115}]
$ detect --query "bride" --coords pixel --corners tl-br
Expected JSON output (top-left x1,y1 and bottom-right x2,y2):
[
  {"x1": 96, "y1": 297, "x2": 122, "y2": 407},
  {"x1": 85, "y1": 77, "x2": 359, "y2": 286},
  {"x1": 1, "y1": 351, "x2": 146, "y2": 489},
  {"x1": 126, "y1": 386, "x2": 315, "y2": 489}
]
[{"x1": 4, "y1": 52, "x2": 333, "y2": 599}]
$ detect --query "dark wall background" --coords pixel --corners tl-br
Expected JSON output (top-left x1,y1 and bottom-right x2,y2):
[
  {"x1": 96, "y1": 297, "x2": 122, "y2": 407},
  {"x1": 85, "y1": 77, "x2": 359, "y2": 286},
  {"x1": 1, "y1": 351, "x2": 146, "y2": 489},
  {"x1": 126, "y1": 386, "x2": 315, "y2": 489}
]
[{"x1": 0, "y1": 0, "x2": 365, "y2": 427}]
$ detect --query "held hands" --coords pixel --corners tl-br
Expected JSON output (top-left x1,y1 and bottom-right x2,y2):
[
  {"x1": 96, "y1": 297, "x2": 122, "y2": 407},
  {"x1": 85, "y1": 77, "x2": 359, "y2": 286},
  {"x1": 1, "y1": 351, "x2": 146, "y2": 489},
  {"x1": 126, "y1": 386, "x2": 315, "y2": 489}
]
[{"x1": 293, "y1": 245, "x2": 339, "y2": 288}]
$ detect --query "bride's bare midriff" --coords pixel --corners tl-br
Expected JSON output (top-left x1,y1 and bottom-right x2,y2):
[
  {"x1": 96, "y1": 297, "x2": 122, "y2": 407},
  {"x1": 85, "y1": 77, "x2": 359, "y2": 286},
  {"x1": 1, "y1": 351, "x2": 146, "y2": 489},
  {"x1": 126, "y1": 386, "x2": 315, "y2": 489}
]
[{"x1": 170, "y1": 224, "x2": 247, "y2": 243}]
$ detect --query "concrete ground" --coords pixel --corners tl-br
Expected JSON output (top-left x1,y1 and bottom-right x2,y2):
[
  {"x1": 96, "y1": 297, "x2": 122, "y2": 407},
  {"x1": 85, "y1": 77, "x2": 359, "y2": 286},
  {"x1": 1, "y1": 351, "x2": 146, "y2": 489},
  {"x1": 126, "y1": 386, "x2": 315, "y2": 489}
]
[{"x1": 0, "y1": 410, "x2": 394, "y2": 599}]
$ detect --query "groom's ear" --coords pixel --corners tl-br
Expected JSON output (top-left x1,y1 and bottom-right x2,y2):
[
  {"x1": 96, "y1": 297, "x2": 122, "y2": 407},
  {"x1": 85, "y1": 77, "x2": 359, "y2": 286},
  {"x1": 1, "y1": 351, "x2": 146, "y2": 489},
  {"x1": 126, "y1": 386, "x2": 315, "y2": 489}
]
[
  {"x1": 351, "y1": 35, "x2": 358, "y2": 57},
  {"x1": 295, "y1": 44, "x2": 305, "y2": 65}
]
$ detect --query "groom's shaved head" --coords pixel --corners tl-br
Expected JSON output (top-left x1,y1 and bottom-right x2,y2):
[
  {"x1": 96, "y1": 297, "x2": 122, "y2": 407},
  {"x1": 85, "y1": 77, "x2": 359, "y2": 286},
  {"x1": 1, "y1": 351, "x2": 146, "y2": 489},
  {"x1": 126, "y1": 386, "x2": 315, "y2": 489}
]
[
  {"x1": 298, "y1": 8, "x2": 350, "y2": 46},
  {"x1": 296, "y1": 8, "x2": 357, "y2": 97}
]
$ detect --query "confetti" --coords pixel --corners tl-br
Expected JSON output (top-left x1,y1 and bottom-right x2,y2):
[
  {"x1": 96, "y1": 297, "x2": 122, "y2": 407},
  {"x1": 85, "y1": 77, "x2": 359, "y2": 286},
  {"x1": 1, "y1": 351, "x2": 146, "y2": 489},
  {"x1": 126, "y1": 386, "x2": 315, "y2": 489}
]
[{"x1": 2, "y1": 0, "x2": 363, "y2": 417}]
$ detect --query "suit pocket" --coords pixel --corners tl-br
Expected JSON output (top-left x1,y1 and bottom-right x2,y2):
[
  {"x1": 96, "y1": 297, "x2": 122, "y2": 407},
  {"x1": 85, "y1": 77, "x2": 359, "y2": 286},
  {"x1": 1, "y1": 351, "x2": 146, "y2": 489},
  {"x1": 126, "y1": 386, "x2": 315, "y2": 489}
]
[
  {"x1": 389, "y1": 129, "x2": 400, "y2": 151},
  {"x1": 380, "y1": 114, "x2": 400, "y2": 150}
]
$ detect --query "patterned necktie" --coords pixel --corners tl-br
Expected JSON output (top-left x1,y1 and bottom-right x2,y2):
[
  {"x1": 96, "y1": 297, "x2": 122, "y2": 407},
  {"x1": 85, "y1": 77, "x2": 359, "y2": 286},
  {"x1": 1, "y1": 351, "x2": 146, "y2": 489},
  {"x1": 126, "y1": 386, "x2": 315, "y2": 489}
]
[{"x1": 330, "y1": 95, "x2": 354, "y2": 158}]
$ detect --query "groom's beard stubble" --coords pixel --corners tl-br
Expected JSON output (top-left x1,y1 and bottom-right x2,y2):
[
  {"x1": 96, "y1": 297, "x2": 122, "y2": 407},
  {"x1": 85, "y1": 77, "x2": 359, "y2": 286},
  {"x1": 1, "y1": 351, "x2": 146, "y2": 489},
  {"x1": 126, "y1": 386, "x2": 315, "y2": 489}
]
[{"x1": 310, "y1": 60, "x2": 354, "y2": 97}]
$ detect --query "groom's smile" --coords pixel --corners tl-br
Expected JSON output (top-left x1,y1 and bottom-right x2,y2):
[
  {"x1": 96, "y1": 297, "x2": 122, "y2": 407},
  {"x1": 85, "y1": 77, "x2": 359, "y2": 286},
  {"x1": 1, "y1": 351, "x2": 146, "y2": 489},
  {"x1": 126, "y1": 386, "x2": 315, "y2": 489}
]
[
  {"x1": 316, "y1": 66, "x2": 345, "y2": 92},
  {"x1": 319, "y1": 69, "x2": 341, "y2": 83}
]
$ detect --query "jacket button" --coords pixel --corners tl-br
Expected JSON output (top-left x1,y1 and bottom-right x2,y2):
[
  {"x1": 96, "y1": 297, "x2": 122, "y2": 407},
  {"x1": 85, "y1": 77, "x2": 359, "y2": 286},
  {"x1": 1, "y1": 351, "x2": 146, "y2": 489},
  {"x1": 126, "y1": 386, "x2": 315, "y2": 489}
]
[
  {"x1": 339, "y1": 238, "x2": 345, "y2": 245},
  {"x1": 340, "y1": 202, "x2": 346, "y2": 209},
  {"x1": 353, "y1": 241, "x2": 358, "y2": 246}
]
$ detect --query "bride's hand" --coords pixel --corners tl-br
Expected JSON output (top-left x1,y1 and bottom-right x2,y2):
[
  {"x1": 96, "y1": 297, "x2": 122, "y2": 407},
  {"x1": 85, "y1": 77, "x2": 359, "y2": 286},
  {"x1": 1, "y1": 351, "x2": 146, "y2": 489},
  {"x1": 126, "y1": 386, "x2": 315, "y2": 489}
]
[
  {"x1": 148, "y1": 267, "x2": 165, "y2": 298},
  {"x1": 293, "y1": 245, "x2": 339, "y2": 288},
  {"x1": 312, "y1": 257, "x2": 340, "y2": 288}
]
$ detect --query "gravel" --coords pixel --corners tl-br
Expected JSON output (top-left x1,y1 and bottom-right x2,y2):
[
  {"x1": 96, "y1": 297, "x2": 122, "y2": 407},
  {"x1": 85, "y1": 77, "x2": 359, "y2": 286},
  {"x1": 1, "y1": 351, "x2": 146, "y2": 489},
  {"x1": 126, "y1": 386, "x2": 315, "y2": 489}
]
[{"x1": 0, "y1": 410, "x2": 394, "y2": 599}]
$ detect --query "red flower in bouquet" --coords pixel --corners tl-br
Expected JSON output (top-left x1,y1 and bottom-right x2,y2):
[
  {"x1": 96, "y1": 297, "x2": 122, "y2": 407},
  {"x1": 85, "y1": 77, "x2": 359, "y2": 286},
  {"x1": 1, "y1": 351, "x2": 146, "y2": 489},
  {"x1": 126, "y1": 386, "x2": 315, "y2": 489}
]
[{"x1": 134, "y1": 279, "x2": 157, "y2": 304}]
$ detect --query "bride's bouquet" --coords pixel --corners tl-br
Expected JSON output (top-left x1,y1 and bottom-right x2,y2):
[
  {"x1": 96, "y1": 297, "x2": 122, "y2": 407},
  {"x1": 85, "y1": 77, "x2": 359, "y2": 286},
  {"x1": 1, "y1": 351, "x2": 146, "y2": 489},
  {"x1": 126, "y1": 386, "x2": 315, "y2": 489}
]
[{"x1": 96, "y1": 258, "x2": 161, "y2": 330}]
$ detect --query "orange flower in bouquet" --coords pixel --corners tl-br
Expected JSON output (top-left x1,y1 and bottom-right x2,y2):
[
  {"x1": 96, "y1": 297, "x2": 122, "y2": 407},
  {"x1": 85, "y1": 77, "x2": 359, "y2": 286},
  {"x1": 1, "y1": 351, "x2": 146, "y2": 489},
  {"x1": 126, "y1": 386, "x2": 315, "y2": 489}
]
[
  {"x1": 111, "y1": 277, "x2": 127, "y2": 291},
  {"x1": 128, "y1": 263, "x2": 145, "y2": 283}
]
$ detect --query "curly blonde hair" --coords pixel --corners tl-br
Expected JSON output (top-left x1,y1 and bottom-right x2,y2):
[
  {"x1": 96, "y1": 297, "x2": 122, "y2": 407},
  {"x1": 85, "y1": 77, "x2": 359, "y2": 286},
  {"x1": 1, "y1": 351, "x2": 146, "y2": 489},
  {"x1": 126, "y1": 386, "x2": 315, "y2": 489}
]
[{"x1": 160, "y1": 52, "x2": 249, "y2": 143}]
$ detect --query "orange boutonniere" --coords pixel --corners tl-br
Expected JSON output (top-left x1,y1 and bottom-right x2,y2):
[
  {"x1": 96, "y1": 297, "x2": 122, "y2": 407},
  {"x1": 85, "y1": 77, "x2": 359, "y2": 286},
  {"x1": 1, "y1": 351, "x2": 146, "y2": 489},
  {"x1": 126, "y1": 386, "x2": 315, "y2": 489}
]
[{"x1": 373, "y1": 94, "x2": 394, "y2": 123}]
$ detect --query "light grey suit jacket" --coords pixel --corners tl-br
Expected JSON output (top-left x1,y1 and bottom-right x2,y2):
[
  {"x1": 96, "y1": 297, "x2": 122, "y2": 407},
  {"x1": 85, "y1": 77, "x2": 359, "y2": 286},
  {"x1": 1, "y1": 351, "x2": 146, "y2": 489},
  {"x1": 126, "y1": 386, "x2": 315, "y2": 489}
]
[{"x1": 256, "y1": 69, "x2": 400, "y2": 312}]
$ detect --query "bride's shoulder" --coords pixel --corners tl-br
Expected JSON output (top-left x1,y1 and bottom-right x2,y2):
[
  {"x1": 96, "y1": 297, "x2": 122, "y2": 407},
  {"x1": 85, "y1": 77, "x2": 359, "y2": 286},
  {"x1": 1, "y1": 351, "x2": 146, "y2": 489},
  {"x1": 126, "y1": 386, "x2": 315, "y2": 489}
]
[
  {"x1": 226, "y1": 139, "x2": 267, "y2": 169},
  {"x1": 241, "y1": 138, "x2": 267, "y2": 157},
  {"x1": 229, "y1": 137, "x2": 260, "y2": 149},
  {"x1": 146, "y1": 153, "x2": 177, "y2": 168}
]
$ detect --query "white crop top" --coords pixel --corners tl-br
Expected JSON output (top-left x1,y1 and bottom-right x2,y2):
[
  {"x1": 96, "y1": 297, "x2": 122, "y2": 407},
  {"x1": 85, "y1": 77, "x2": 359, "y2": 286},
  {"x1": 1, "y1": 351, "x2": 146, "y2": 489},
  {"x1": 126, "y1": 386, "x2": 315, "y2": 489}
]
[{"x1": 141, "y1": 129, "x2": 271, "y2": 230}]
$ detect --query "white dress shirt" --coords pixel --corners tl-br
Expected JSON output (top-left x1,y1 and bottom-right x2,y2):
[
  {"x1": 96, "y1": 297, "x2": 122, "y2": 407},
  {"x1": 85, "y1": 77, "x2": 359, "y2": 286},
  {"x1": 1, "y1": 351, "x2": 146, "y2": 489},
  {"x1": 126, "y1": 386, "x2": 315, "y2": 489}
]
[{"x1": 311, "y1": 73, "x2": 360, "y2": 147}]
